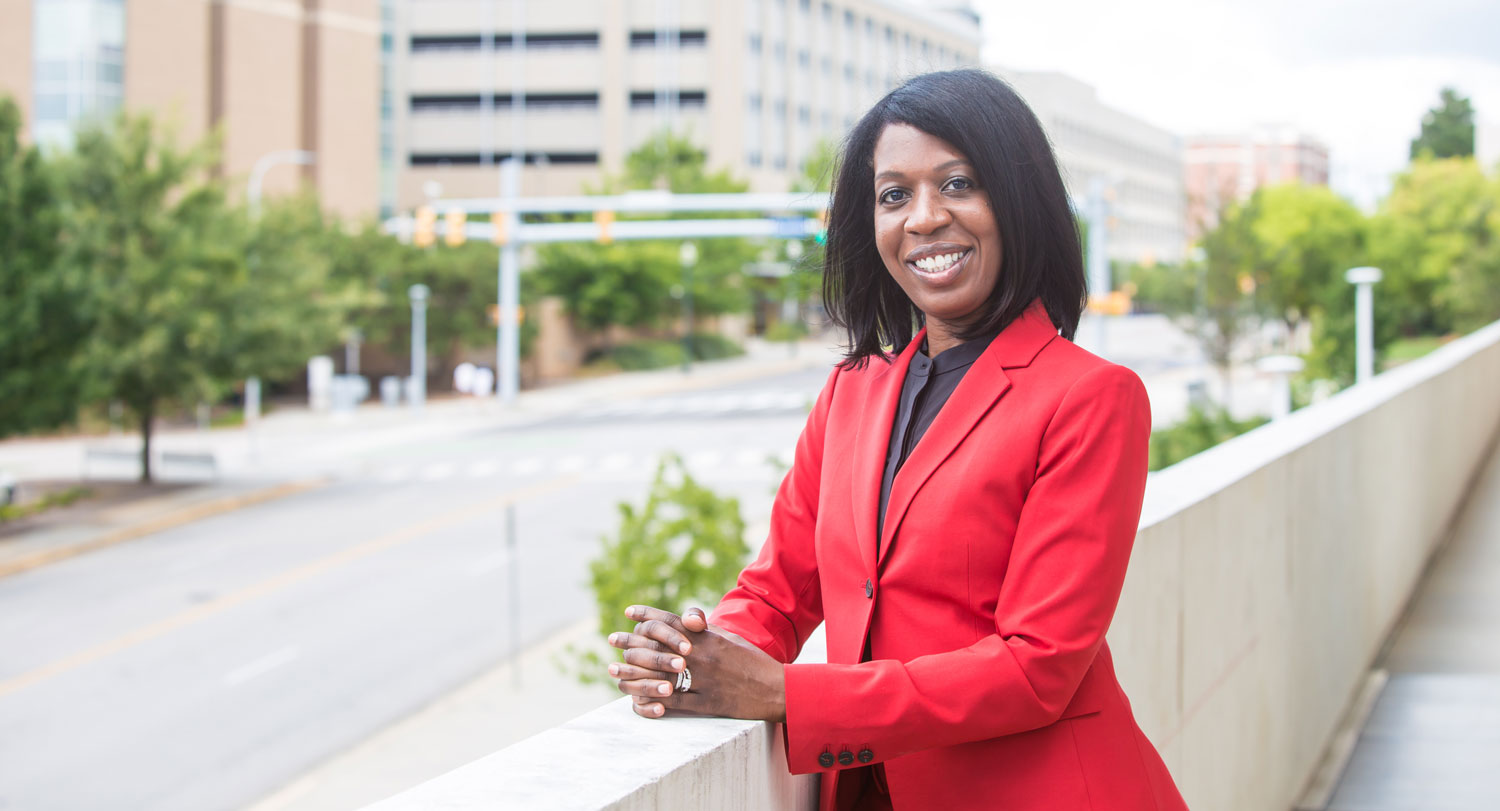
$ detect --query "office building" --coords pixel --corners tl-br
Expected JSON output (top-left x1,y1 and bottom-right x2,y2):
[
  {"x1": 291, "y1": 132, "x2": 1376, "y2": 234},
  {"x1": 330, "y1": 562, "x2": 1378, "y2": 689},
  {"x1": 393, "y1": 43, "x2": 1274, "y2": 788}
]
[
  {"x1": 1000, "y1": 68, "x2": 1185, "y2": 265},
  {"x1": 390, "y1": 0, "x2": 983, "y2": 210},
  {"x1": 1185, "y1": 127, "x2": 1330, "y2": 239},
  {"x1": 0, "y1": 0, "x2": 381, "y2": 218}
]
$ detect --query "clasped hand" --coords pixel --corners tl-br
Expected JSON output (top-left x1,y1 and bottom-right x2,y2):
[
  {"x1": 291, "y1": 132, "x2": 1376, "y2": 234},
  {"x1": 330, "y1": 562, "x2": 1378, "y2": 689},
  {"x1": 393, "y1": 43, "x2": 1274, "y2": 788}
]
[{"x1": 606, "y1": 605, "x2": 786, "y2": 723}]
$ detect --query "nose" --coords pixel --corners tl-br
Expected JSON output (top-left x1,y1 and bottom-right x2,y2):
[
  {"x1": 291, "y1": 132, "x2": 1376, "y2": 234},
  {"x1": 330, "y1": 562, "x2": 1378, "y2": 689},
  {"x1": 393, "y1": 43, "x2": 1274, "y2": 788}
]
[{"x1": 904, "y1": 187, "x2": 951, "y2": 234}]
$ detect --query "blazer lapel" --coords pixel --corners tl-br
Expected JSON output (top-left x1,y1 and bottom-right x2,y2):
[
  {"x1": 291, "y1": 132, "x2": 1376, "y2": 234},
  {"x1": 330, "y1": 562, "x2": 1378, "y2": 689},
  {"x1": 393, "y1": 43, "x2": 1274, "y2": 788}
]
[
  {"x1": 877, "y1": 301, "x2": 1060, "y2": 565},
  {"x1": 851, "y1": 332, "x2": 925, "y2": 580}
]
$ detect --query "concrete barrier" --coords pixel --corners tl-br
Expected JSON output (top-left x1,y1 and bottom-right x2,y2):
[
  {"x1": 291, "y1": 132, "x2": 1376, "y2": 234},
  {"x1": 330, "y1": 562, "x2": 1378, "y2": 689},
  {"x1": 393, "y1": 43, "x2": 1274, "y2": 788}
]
[{"x1": 367, "y1": 319, "x2": 1500, "y2": 811}]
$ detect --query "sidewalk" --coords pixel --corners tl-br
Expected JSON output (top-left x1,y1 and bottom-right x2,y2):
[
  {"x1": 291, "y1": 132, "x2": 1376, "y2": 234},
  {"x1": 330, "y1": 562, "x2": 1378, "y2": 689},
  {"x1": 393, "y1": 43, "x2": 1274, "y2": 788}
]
[{"x1": 1318, "y1": 440, "x2": 1500, "y2": 809}]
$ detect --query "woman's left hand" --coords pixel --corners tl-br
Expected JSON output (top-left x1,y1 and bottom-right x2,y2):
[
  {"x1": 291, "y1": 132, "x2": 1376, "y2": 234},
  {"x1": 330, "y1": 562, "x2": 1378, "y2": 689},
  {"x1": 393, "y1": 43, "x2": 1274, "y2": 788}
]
[{"x1": 606, "y1": 605, "x2": 786, "y2": 723}]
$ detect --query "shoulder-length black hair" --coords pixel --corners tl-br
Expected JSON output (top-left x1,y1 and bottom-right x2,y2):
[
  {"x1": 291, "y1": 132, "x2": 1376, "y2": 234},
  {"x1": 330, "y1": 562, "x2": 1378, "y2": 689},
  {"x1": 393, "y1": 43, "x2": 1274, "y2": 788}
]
[{"x1": 821, "y1": 69, "x2": 1086, "y2": 367}]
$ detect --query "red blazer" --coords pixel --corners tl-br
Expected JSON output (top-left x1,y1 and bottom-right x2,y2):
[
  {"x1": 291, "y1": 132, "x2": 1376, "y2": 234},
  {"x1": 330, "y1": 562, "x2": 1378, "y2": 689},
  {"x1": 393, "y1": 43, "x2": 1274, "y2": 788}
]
[{"x1": 712, "y1": 302, "x2": 1187, "y2": 810}]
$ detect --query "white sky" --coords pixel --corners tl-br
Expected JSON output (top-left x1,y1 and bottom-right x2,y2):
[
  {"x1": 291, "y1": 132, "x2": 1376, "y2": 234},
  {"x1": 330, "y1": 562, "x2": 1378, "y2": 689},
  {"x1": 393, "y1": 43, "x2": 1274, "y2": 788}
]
[{"x1": 974, "y1": 0, "x2": 1500, "y2": 209}]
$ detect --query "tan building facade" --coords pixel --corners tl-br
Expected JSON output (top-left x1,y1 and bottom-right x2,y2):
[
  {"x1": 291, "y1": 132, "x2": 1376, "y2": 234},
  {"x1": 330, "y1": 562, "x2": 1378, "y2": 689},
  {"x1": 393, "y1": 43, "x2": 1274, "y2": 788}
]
[
  {"x1": 999, "y1": 68, "x2": 1185, "y2": 266},
  {"x1": 392, "y1": 0, "x2": 983, "y2": 211},
  {"x1": 0, "y1": 0, "x2": 380, "y2": 219},
  {"x1": 1185, "y1": 127, "x2": 1330, "y2": 239}
]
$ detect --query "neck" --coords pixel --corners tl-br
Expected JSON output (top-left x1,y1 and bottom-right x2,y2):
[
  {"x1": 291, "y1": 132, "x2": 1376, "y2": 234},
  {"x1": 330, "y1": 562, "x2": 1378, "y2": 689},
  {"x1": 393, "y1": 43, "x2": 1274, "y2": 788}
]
[{"x1": 923, "y1": 319, "x2": 965, "y2": 357}]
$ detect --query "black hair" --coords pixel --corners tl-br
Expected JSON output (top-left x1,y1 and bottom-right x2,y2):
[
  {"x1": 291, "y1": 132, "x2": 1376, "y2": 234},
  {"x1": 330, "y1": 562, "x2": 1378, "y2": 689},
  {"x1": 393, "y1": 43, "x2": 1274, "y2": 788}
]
[{"x1": 820, "y1": 69, "x2": 1086, "y2": 367}]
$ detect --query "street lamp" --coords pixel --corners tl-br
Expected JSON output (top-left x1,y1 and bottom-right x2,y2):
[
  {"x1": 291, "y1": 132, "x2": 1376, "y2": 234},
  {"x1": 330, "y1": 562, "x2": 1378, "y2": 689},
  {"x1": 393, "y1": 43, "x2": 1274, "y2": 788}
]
[
  {"x1": 245, "y1": 149, "x2": 314, "y2": 457},
  {"x1": 680, "y1": 241, "x2": 698, "y2": 373},
  {"x1": 1345, "y1": 266, "x2": 1383, "y2": 384},
  {"x1": 409, "y1": 283, "x2": 430, "y2": 411}
]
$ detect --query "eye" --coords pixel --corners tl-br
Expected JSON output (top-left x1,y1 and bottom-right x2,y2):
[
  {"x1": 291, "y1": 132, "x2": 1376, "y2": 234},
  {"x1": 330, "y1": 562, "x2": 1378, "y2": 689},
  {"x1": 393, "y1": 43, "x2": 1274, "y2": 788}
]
[
  {"x1": 878, "y1": 188, "x2": 909, "y2": 205},
  {"x1": 943, "y1": 176, "x2": 976, "y2": 193}
]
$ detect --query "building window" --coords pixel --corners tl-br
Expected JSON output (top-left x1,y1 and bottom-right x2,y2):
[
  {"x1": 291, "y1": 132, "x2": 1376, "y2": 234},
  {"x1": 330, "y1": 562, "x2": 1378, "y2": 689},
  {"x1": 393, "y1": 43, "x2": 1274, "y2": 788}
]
[
  {"x1": 410, "y1": 33, "x2": 600, "y2": 52},
  {"x1": 630, "y1": 90, "x2": 707, "y2": 109},
  {"x1": 410, "y1": 93, "x2": 599, "y2": 112},
  {"x1": 797, "y1": 105, "x2": 810, "y2": 124},
  {"x1": 748, "y1": 33, "x2": 762, "y2": 53},
  {"x1": 629, "y1": 30, "x2": 708, "y2": 47},
  {"x1": 410, "y1": 152, "x2": 599, "y2": 166},
  {"x1": 797, "y1": 49, "x2": 810, "y2": 68},
  {"x1": 748, "y1": 150, "x2": 763, "y2": 168}
]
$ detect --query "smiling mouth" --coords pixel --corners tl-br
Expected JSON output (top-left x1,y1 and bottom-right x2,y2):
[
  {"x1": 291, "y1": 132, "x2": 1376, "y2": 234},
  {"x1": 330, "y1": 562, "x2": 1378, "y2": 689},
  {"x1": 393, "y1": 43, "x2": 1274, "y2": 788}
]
[{"x1": 907, "y1": 249, "x2": 971, "y2": 279}]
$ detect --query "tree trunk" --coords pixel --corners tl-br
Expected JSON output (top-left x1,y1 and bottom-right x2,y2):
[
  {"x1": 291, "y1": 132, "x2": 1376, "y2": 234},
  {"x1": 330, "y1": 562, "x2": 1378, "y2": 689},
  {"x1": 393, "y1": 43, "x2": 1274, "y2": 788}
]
[{"x1": 139, "y1": 401, "x2": 154, "y2": 484}]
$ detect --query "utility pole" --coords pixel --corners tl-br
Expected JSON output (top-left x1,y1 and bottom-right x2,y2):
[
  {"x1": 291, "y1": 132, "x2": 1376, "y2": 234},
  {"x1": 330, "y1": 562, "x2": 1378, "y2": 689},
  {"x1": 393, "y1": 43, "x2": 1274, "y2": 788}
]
[
  {"x1": 1346, "y1": 266, "x2": 1383, "y2": 384},
  {"x1": 409, "y1": 283, "x2": 430, "y2": 411}
]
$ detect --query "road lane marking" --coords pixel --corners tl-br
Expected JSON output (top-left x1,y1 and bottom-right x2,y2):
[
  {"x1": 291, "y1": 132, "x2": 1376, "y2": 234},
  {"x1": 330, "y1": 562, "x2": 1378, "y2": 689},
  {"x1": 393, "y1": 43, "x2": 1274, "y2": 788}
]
[
  {"x1": 599, "y1": 453, "x2": 632, "y2": 472},
  {"x1": 223, "y1": 647, "x2": 299, "y2": 687},
  {"x1": 465, "y1": 459, "x2": 500, "y2": 478},
  {"x1": 555, "y1": 455, "x2": 587, "y2": 473},
  {"x1": 418, "y1": 462, "x2": 454, "y2": 481},
  {"x1": 511, "y1": 458, "x2": 542, "y2": 475},
  {"x1": 0, "y1": 474, "x2": 580, "y2": 700}
]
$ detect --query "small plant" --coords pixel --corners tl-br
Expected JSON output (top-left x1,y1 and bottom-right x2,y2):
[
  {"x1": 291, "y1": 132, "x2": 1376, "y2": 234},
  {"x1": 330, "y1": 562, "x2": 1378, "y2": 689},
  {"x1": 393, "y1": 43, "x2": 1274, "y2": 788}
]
[
  {"x1": 1149, "y1": 406, "x2": 1268, "y2": 472},
  {"x1": 571, "y1": 452, "x2": 749, "y2": 684},
  {"x1": 0, "y1": 486, "x2": 92, "y2": 524}
]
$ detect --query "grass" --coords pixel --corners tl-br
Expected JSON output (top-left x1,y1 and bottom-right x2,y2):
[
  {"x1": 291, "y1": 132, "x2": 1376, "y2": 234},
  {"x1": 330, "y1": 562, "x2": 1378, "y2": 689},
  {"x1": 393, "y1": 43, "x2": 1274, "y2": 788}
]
[{"x1": 0, "y1": 486, "x2": 94, "y2": 524}]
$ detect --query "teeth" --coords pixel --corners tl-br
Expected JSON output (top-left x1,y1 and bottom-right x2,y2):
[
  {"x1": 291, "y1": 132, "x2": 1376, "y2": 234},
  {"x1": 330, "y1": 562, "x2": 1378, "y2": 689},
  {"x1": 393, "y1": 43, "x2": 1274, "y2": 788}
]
[{"x1": 914, "y1": 252, "x2": 963, "y2": 272}]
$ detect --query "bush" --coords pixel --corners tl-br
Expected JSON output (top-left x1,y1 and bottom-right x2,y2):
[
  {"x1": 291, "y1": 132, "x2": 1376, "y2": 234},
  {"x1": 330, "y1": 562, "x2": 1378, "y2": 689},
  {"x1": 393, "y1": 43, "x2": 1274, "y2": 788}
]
[
  {"x1": 573, "y1": 453, "x2": 749, "y2": 684},
  {"x1": 587, "y1": 333, "x2": 745, "y2": 372},
  {"x1": 1149, "y1": 406, "x2": 1268, "y2": 472}
]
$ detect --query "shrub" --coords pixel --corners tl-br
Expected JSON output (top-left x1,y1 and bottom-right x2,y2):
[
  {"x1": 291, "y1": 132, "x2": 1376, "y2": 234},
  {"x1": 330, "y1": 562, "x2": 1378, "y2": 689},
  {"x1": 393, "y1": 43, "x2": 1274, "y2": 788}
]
[{"x1": 1149, "y1": 406, "x2": 1268, "y2": 472}]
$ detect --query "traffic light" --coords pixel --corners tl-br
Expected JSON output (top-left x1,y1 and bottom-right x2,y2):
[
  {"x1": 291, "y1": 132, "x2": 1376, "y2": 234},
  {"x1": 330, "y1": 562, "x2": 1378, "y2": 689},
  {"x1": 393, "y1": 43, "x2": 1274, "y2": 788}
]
[
  {"x1": 815, "y1": 209, "x2": 828, "y2": 245},
  {"x1": 594, "y1": 210, "x2": 615, "y2": 244},
  {"x1": 490, "y1": 211, "x2": 508, "y2": 245},
  {"x1": 413, "y1": 206, "x2": 437, "y2": 248},
  {"x1": 444, "y1": 207, "x2": 466, "y2": 246}
]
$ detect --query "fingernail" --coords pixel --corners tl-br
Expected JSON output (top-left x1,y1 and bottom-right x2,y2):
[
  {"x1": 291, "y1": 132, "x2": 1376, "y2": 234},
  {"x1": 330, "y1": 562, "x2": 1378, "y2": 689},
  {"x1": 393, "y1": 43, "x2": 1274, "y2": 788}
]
[
  {"x1": 654, "y1": 705, "x2": 664, "y2": 715},
  {"x1": 608, "y1": 664, "x2": 619, "y2": 676},
  {"x1": 608, "y1": 633, "x2": 619, "y2": 644},
  {"x1": 658, "y1": 683, "x2": 670, "y2": 695},
  {"x1": 679, "y1": 642, "x2": 691, "y2": 654},
  {"x1": 671, "y1": 658, "x2": 684, "y2": 670}
]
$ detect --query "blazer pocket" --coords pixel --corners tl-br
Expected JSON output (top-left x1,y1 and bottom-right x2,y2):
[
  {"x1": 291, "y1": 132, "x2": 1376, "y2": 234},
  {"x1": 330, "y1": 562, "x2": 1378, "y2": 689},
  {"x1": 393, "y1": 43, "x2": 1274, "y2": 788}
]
[{"x1": 1058, "y1": 692, "x2": 1103, "y2": 720}]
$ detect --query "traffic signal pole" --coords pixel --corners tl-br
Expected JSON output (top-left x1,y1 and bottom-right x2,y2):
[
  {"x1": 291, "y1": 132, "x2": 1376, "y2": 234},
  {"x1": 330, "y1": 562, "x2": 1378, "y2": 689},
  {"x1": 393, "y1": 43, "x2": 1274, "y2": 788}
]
[{"x1": 498, "y1": 159, "x2": 522, "y2": 404}]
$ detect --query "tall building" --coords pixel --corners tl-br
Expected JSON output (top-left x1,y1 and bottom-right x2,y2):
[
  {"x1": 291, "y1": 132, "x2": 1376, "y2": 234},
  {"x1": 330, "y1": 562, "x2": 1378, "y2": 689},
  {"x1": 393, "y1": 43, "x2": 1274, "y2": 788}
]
[
  {"x1": 1184, "y1": 127, "x2": 1330, "y2": 239},
  {"x1": 998, "y1": 68, "x2": 1185, "y2": 266},
  {"x1": 390, "y1": 0, "x2": 982, "y2": 210},
  {"x1": 0, "y1": 0, "x2": 381, "y2": 219}
]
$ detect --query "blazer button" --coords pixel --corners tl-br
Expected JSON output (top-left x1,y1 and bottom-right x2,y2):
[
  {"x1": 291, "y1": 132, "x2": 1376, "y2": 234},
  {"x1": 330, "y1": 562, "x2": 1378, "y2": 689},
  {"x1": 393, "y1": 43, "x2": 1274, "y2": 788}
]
[
  {"x1": 818, "y1": 752, "x2": 835, "y2": 768},
  {"x1": 838, "y1": 750, "x2": 855, "y2": 766},
  {"x1": 858, "y1": 748, "x2": 874, "y2": 763},
  {"x1": 864, "y1": 579, "x2": 873, "y2": 598}
]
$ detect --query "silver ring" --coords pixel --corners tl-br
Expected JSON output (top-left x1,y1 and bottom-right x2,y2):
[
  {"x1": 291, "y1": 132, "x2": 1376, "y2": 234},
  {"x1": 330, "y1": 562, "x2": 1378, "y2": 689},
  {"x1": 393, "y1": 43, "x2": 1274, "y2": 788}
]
[{"x1": 675, "y1": 666, "x2": 692, "y2": 693}]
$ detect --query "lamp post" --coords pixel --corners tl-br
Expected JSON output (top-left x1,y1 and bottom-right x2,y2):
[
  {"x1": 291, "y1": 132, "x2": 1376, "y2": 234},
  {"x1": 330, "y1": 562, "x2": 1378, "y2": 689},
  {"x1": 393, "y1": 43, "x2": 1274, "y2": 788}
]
[
  {"x1": 409, "y1": 283, "x2": 430, "y2": 411},
  {"x1": 1345, "y1": 266, "x2": 1383, "y2": 384},
  {"x1": 680, "y1": 241, "x2": 698, "y2": 373},
  {"x1": 245, "y1": 149, "x2": 314, "y2": 456}
]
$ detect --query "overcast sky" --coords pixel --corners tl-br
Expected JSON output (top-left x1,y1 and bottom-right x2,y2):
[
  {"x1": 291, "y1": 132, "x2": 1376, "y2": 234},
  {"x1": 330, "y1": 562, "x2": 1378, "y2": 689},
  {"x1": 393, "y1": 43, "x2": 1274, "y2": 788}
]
[{"x1": 974, "y1": 0, "x2": 1500, "y2": 209}]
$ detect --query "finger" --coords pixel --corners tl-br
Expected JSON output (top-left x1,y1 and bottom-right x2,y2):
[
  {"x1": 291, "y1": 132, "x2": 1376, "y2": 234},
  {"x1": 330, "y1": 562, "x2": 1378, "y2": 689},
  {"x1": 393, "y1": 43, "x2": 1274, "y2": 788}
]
[
  {"x1": 608, "y1": 662, "x2": 673, "y2": 681},
  {"x1": 606, "y1": 632, "x2": 669, "y2": 653},
  {"x1": 624, "y1": 606, "x2": 692, "y2": 655},
  {"x1": 623, "y1": 647, "x2": 685, "y2": 673},
  {"x1": 616, "y1": 678, "x2": 675, "y2": 699},
  {"x1": 682, "y1": 607, "x2": 708, "y2": 633},
  {"x1": 632, "y1": 700, "x2": 666, "y2": 718}
]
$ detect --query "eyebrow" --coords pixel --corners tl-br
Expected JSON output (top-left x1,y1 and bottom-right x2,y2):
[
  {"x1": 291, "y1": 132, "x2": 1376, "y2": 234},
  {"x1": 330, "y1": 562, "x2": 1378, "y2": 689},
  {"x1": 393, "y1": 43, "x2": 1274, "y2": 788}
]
[{"x1": 874, "y1": 158, "x2": 972, "y2": 183}]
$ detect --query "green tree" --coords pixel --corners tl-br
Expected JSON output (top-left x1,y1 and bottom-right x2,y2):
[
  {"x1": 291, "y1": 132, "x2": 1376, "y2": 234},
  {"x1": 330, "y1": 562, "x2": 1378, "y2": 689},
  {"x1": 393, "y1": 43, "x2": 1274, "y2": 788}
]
[
  {"x1": 1410, "y1": 87, "x2": 1476, "y2": 160},
  {"x1": 533, "y1": 132, "x2": 756, "y2": 335},
  {"x1": 0, "y1": 96, "x2": 92, "y2": 436},
  {"x1": 1246, "y1": 183, "x2": 1368, "y2": 345},
  {"x1": 57, "y1": 113, "x2": 345, "y2": 480}
]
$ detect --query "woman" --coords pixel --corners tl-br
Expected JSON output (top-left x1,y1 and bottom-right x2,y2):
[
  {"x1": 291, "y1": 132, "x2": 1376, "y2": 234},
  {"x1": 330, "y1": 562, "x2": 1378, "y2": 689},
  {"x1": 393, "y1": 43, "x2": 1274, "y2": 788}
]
[{"x1": 606, "y1": 70, "x2": 1188, "y2": 811}]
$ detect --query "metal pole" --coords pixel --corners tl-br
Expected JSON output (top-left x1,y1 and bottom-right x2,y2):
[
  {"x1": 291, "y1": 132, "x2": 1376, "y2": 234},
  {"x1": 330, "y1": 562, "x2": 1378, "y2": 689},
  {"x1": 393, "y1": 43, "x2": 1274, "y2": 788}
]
[
  {"x1": 409, "y1": 283, "x2": 429, "y2": 411},
  {"x1": 1086, "y1": 177, "x2": 1110, "y2": 355},
  {"x1": 480, "y1": 0, "x2": 494, "y2": 168},
  {"x1": 680, "y1": 241, "x2": 698, "y2": 373},
  {"x1": 1345, "y1": 266, "x2": 1382, "y2": 384},
  {"x1": 498, "y1": 159, "x2": 521, "y2": 404}
]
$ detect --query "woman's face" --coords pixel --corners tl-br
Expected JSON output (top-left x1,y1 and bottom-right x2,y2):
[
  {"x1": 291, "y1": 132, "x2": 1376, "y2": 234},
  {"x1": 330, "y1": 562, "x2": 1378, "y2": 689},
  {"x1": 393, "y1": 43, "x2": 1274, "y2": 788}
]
[{"x1": 872, "y1": 123, "x2": 1002, "y2": 350}]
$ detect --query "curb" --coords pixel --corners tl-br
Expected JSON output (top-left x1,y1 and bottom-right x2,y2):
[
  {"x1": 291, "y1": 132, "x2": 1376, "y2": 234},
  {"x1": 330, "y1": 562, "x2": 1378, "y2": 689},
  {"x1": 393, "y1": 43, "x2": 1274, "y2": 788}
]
[{"x1": 0, "y1": 478, "x2": 330, "y2": 580}]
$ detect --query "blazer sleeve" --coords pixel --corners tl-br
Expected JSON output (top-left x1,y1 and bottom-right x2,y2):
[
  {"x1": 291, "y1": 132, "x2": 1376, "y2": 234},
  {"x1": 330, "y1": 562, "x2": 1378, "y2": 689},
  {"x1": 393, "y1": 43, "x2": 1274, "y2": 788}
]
[
  {"x1": 708, "y1": 366, "x2": 838, "y2": 664},
  {"x1": 780, "y1": 362, "x2": 1151, "y2": 773}
]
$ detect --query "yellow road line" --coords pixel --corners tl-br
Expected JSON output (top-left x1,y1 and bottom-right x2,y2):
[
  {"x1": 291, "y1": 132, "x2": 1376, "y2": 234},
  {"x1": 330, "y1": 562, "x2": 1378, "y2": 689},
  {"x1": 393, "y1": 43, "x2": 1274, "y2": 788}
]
[{"x1": 0, "y1": 474, "x2": 580, "y2": 700}]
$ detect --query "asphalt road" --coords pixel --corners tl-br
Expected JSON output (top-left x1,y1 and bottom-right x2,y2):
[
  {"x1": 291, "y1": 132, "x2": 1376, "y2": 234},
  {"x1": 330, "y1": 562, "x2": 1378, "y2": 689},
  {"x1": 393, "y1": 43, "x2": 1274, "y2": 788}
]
[{"x1": 0, "y1": 367, "x2": 829, "y2": 811}]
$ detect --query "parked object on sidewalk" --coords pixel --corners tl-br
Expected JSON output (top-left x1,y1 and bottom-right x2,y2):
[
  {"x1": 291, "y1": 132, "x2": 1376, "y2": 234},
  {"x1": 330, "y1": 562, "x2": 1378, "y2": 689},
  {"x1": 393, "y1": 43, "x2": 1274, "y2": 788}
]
[
  {"x1": 0, "y1": 469, "x2": 15, "y2": 506},
  {"x1": 308, "y1": 356, "x2": 335, "y2": 412},
  {"x1": 83, "y1": 446, "x2": 218, "y2": 480},
  {"x1": 380, "y1": 376, "x2": 402, "y2": 408}
]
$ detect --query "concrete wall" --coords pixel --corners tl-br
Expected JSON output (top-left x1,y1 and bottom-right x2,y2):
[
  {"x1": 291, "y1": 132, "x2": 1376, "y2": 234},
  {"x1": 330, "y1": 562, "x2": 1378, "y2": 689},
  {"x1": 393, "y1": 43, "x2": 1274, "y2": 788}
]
[{"x1": 365, "y1": 319, "x2": 1500, "y2": 810}]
